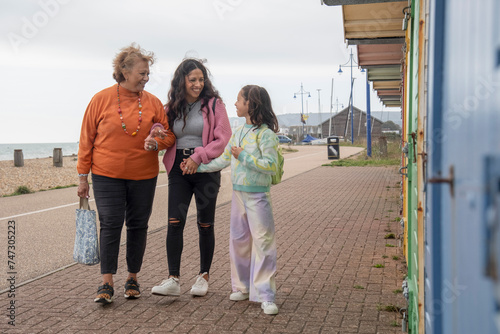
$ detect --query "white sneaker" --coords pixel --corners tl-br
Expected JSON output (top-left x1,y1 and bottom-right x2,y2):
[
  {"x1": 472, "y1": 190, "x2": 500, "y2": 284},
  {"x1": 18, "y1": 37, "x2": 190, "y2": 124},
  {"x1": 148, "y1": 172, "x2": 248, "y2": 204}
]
[
  {"x1": 151, "y1": 277, "x2": 180, "y2": 296},
  {"x1": 190, "y1": 273, "x2": 209, "y2": 296},
  {"x1": 261, "y1": 301, "x2": 279, "y2": 315},
  {"x1": 229, "y1": 291, "x2": 249, "y2": 301}
]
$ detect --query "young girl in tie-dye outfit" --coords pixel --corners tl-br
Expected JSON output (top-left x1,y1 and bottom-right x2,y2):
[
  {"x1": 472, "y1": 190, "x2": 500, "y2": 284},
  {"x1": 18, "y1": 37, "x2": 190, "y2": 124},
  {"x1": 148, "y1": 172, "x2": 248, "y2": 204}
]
[{"x1": 195, "y1": 85, "x2": 280, "y2": 315}]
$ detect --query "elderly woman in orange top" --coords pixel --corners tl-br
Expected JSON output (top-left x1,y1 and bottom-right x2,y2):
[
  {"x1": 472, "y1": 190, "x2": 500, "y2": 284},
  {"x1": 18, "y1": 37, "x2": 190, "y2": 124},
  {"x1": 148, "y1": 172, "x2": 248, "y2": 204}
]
[{"x1": 77, "y1": 44, "x2": 175, "y2": 304}]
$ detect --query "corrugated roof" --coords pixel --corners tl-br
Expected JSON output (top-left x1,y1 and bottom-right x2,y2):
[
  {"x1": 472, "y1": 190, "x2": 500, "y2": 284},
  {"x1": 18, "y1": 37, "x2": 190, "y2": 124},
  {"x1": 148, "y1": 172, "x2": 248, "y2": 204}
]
[
  {"x1": 322, "y1": 0, "x2": 406, "y2": 108},
  {"x1": 342, "y1": 2, "x2": 406, "y2": 41}
]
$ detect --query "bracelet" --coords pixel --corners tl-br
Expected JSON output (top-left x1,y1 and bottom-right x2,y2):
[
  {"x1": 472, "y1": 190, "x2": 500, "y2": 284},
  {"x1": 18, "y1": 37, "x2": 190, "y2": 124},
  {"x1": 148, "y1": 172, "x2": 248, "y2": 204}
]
[{"x1": 78, "y1": 173, "x2": 88, "y2": 177}]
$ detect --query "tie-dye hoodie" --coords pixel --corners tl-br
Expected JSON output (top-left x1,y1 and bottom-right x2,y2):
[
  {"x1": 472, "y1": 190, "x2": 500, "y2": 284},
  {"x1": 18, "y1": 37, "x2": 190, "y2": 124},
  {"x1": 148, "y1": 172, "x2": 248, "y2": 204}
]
[{"x1": 197, "y1": 123, "x2": 278, "y2": 193}]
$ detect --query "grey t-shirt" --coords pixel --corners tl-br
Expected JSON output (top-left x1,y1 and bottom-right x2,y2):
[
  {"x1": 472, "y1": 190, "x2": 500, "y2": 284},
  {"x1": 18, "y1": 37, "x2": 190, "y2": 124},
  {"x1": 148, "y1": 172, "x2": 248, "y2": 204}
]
[{"x1": 172, "y1": 101, "x2": 204, "y2": 149}]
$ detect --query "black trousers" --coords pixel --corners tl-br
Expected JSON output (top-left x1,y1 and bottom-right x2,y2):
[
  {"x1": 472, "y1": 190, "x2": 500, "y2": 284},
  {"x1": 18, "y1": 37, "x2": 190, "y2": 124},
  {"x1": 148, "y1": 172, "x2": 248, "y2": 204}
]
[
  {"x1": 92, "y1": 174, "x2": 157, "y2": 275},
  {"x1": 167, "y1": 150, "x2": 221, "y2": 276}
]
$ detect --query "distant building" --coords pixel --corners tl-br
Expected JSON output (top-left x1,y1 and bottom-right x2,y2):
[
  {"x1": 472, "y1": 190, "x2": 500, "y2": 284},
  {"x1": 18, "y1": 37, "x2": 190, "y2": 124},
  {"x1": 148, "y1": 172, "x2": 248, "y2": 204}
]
[
  {"x1": 228, "y1": 107, "x2": 401, "y2": 141},
  {"x1": 381, "y1": 120, "x2": 402, "y2": 135},
  {"x1": 320, "y1": 106, "x2": 386, "y2": 141}
]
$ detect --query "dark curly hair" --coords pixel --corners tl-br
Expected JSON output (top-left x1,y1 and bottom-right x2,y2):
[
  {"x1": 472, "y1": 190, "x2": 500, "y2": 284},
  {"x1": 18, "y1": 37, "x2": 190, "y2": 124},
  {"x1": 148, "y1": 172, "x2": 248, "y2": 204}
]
[
  {"x1": 240, "y1": 85, "x2": 279, "y2": 133},
  {"x1": 165, "y1": 58, "x2": 221, "y2": 128}
]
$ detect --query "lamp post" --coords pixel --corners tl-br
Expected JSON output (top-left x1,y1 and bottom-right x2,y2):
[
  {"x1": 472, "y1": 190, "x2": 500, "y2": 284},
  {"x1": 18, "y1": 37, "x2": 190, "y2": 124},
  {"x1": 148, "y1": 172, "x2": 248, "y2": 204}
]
[
  {"x1": 329, "y1": 78, "x2": 334, "y2": 137},
  {"x1": 293, "y1": 83, "x2": 311, "y2": 139},
  {"x1": 366, "y1": 70, "x2": 372, "y2": 157},
  {"x1": 338, "y1": 48, "x2": 359, "y2": 144},
  {"x1": 317, "y1": 89, "x2": 322, "y2": 138}
]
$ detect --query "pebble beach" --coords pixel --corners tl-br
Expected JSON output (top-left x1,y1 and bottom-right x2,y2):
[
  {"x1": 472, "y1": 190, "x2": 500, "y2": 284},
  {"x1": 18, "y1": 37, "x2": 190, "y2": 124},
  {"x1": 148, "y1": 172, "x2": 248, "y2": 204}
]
[{"x1": 0, "y1": 155, "x2": 166, "y2": 197}]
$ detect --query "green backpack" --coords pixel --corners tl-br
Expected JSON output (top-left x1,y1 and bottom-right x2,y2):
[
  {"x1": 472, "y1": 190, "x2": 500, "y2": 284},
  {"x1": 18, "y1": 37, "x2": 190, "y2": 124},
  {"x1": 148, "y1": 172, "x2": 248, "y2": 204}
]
[{"x1": 257, "y1": 129, "x2": 284, "y2": 185}]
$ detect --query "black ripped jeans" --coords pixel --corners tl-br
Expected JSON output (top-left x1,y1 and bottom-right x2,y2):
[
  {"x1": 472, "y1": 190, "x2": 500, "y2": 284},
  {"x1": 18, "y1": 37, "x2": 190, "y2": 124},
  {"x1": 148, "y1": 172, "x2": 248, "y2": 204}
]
[{"x1": 166, "y1": 150, "x2": 221, "y2": 277}]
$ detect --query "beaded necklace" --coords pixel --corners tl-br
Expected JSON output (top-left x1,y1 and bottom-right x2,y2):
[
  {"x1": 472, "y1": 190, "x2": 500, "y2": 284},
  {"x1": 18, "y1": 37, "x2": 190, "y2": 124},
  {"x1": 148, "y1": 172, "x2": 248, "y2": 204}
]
[{"x1": 117, "y1": 84, "x2": 142, "y2": 136}]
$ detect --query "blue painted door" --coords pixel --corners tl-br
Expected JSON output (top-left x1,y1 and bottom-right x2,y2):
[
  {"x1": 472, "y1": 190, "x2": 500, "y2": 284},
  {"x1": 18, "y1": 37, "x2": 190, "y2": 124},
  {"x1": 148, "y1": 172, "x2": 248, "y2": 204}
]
[{"x1": 425, "y1": 0, "x2": 500, "y2": 333}]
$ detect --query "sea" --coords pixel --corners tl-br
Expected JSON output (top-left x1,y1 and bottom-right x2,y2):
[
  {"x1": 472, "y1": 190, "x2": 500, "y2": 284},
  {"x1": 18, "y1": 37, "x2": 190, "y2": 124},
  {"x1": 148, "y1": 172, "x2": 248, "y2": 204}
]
[{"x1": 0, "y1": 142, "x2": 80, "y2": 161}]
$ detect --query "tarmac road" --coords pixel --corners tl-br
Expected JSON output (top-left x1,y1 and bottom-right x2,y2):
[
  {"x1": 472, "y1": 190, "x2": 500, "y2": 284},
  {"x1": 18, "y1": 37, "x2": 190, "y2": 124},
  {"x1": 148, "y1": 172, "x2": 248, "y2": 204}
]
[{"x1": 0, "y1": 144, "x2": 363, "y2": 291}]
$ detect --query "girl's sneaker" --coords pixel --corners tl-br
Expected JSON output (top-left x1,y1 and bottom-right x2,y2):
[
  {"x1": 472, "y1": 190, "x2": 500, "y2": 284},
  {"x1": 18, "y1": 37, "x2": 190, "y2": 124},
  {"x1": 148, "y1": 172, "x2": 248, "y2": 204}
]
[
  {"x1": 261, "y1": 301, "x2": 279, "y2": 315},
  {"x1": 229, "y1": 291, "x2": 249, "y2": 301}
]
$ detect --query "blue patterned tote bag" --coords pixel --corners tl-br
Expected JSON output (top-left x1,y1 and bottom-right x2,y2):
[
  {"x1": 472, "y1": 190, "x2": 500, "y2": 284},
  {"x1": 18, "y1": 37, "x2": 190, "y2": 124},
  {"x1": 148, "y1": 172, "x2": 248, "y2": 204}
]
[{"x1": 73, "y1": 198, "x2": 100, "y2": 265}]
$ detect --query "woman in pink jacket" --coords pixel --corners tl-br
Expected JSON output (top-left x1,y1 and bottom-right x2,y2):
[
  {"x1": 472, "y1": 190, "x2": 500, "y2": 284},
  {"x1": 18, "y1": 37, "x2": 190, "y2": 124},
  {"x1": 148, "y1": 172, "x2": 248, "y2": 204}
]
[{"x1": 149, "y1": 58, "x2": 231, "y2": 297}]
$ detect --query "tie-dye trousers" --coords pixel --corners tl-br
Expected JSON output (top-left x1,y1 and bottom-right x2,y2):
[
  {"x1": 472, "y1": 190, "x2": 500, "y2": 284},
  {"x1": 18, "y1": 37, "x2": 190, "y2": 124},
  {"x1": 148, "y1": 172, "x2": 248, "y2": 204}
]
[{"x1": 230, "y1": 190, "x2": 277, "y2": 302}]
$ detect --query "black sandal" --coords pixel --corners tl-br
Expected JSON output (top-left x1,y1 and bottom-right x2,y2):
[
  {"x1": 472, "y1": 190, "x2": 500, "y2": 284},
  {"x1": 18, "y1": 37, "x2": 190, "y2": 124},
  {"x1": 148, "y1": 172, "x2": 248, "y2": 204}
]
[
  {"x1": 124, "y1": 277, "x2": 141, "y2": 299},
  {"x1": 94, "y1": 283, "x2": 114, "y2": 304}
]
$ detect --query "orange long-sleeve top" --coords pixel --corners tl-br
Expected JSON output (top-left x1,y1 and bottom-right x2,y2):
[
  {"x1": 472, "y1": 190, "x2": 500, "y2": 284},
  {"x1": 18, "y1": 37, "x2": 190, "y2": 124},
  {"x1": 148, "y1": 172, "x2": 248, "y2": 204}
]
[{"x1": 77, "y1": 84, "x2": 175, "y2": 180}]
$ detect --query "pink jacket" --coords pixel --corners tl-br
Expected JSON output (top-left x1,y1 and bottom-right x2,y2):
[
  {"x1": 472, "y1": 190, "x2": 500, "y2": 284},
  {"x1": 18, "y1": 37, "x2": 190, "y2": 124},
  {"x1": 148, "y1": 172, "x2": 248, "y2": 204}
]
[{"x1": 154, "y1": 97, "x2": 232, "y2": 174}]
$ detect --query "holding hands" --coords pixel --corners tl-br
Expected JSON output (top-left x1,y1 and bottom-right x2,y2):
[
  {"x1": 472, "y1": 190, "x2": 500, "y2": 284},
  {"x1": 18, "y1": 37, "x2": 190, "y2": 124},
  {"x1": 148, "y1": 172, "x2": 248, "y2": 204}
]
[
  {"x1": 143, "y1": 137, "x2": 158, "y2": 151},
  {"x1": 144, "y1": 127, "x2": 169, "y2": 151},
  {"x1": 180, "y1": 157, "x2": 199, "y2": 175},
  {"x1": 151, "y1": 127, "x2": 169, "y2": 139}
]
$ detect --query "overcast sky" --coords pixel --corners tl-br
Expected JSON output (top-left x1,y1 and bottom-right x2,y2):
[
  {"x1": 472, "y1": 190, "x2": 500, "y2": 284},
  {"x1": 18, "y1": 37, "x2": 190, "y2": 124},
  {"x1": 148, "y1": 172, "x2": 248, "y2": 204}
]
[{"x1": 1, "y1": 0, "x2": 398, "y2": 144}]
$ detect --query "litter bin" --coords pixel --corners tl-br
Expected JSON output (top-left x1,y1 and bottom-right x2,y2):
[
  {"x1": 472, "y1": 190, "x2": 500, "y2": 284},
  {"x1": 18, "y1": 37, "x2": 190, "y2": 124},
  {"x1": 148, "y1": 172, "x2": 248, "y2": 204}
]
[{"x1": 327, "y1": 136, "x2": 340, "y2": 160}]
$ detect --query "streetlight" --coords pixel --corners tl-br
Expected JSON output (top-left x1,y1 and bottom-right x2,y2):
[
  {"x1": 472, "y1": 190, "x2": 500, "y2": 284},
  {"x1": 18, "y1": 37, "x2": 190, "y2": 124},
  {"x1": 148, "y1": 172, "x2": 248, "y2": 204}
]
[
  {"x1": 338, "y1": 48, "x2": 362, "y2": 144},
  {"x1": 366, "y1": 69, "x2": 372, "y2": 157},
  {"x1": 293, "y1": 83, "x2": 311, "y2": 139},
  {"x1": 317, "y1": 89, "x2": 322, "y2": 138},
  {"x1": 329, "y1": 78, "x2": 334, "y2": 137}
]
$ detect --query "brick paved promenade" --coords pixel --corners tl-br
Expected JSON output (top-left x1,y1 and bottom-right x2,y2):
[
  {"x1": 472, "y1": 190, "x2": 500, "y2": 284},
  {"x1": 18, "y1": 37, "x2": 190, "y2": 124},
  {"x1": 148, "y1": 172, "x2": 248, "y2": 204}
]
[{"x1": 2, "y1": 166, "x2": 405, "y2": 333}]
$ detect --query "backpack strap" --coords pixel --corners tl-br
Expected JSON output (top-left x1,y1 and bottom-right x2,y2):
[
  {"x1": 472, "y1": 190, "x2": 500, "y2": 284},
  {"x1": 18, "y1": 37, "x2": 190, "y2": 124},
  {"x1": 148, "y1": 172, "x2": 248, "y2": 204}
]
[
  {"x1": 212, "y1": 97, "x2": 217, "y2": 115},
  {"x1": 256, "y1": 127, "x2": 274, "y2": 149}
]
